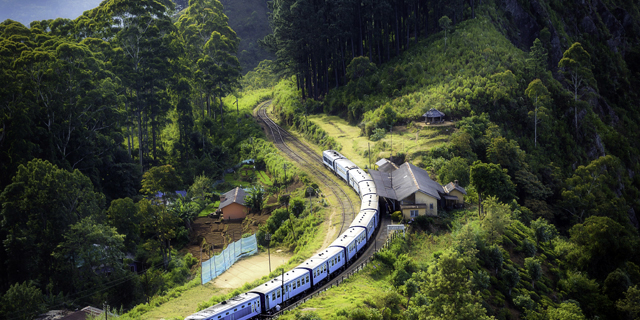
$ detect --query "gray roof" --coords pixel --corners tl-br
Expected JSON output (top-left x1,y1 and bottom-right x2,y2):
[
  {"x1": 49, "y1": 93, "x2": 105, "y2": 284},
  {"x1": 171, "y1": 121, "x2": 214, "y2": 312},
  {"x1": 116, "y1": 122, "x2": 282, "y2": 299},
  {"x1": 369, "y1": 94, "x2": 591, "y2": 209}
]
[
  {"x1": 423, "y1": 108, "x2": 445, "y2": 118},
  {"x1": 392, "y1": 163, "x2": 444, "y2": 201},
  {"x1": 375, "y1": 158, "x2": 399, "y2": 173},
  {"x1": 218, "y1": 187, "x2": 247, "y2": 210},
  {"x1": 369, "y1": 169, "x2": 396, "y2": 199},
  {"x1": 370, "y1": 162, "x2": 444, "y2": 201},
  {"x1": 443, "y1": 182, "x2": 467, "y2": 195}
]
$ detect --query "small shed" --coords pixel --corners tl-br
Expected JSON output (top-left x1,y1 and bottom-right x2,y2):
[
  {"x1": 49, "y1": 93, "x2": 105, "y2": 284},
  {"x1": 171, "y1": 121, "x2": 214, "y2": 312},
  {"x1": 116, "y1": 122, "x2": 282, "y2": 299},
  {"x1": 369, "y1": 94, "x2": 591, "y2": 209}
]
[
  {"x1": 217, "y1": 187, "x2": 249, "y2": 220},
  {"x1": 423, "y1": 108, "x2": 445, "y2": 124}
]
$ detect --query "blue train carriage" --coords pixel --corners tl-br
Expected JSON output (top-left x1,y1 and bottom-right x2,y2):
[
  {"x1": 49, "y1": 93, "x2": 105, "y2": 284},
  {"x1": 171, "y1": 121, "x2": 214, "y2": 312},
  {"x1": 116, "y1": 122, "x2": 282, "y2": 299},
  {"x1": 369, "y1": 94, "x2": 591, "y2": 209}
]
[
  {"x1": 322, "y1": 150, "x2": 345, "y2": 172},
  {"x1": 329, "y1": 227, "x2": 367, "y2": 262},
  {"x1": 249, "y1": 278, "x2": 284, "y2": 315},
  {"x1": 295, "y1": 255, "x2": 330, "y2": 287},
  {"x1": 333, "y1": 158, "x2": 358, "y2": 182},
  {"x1": 348, "y1": 168, "x2": 370, "y2": 194},
  {"x1": 360, "y1": 194, "x2": 378, "y2": 213},
  {"x1": 350, "y1": 209, "x2": 378, "y2": 241},
  {"x1": 321, "y1": 246, "x2": 346, "y2": 276},
  {"x1": 185, "y1": 293, "x2": 261, "y2": 320},
  {"x1": 281, "y1": 269, "x2": 312, "y2": 305},
  {"x1": 357, "y1": 180, "x2": 377, "y2": 200}
]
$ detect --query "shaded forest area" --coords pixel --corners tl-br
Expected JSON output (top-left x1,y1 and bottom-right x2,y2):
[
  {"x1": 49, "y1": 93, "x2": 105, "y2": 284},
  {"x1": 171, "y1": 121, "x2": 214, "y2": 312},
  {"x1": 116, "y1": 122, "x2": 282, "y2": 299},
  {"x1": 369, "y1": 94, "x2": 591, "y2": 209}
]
[{"x1": 0, "y1": 0, "x2": 280, "y2": 318}]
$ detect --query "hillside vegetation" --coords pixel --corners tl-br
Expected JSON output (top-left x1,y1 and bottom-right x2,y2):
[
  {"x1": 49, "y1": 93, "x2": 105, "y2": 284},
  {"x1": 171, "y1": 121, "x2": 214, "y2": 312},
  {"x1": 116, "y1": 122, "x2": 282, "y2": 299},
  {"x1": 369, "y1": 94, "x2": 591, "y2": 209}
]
[{"x1": 269, "y1": 0, "x2": 640, "y2": 319}]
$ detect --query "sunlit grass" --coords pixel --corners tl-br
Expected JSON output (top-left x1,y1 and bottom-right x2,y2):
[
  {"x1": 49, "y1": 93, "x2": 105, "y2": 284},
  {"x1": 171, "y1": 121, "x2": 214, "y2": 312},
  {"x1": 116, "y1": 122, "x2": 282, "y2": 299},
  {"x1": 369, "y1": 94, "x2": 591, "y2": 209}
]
[{"x1": 305, "y1": 114, "x2": 454, "y2": 168}]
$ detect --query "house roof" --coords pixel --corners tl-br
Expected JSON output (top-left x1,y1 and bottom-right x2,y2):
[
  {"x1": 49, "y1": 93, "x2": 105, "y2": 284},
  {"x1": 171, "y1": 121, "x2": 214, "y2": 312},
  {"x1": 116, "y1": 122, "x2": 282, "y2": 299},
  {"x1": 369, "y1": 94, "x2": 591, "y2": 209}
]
[
  {"x1": 392, "y1": 162, "x2": 444, "y2": 201},
  {"x1": 155, "y1": 190, "x2": 187, "y2": 199},
  {"x1": 369, "y1": 169, "x2": 397, "y2": 199},
  {"x1": 443, "y1": 182, "x2": 467, "y2": 195},
  {"x1": 423, "y1": 108, "x2": 445, "y2": 118},
  {"x1": 218, "y1": 187, "x2": 247, "y2": 210},
  {"x1": 370, "y1": 162, "x2": 444, "y2": 201},
  {"x1": 375, "y1": 158, "x2": 399, "y2": 173}
]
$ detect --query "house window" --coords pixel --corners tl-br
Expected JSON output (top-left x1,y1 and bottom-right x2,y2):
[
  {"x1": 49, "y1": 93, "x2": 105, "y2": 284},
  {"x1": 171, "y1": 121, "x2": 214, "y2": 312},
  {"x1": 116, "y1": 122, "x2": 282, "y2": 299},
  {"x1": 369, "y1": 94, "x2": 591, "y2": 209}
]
[
  {"x1": 410, "y1": 210, "x2": 418, "y2": 217},
  {"x1": 429, "y1": 203, "x2": 434, "y2": 209}
]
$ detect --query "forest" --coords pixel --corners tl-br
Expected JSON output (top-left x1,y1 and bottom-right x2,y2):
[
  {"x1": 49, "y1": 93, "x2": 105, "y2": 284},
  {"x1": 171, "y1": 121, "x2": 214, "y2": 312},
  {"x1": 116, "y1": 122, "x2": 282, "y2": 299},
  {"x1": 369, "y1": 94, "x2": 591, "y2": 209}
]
[{"x1": 1, "y1": 0, "x2": 640, "y2": 319}]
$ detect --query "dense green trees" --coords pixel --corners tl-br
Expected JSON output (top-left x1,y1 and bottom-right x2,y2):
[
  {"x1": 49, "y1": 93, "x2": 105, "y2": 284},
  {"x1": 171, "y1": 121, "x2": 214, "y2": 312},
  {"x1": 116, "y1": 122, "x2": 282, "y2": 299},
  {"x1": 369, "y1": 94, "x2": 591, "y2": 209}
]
[
  {"x1": 264, "y1": 0, "x2": 479, "y2": 99},
  {"x1": 0, "y1": 159, "x2": 105, "y2": 289}
]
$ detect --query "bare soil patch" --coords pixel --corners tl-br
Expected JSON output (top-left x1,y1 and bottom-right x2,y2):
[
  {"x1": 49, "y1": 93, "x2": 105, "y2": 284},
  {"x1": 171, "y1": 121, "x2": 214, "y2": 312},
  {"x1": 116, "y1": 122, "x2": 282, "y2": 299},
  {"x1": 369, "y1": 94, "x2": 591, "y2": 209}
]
[{"x1": 184, "y1": 213, "x2": 271, "y2": 261}]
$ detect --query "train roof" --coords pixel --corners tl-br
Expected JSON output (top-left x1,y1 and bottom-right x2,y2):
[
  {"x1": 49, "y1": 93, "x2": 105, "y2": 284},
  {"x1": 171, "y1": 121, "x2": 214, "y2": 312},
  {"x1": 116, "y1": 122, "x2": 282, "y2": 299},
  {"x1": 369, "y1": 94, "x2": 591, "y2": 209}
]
[
  {"x1": 350, "y1": 210, "x2": 377, "y2": 228},
  {"x1": 360, "y1": 194, "x2": 378, "y2": 211},
  {"x1": 322, "y1": 150, "x2": 345, "y2": 161},
  {"x1": 334, "y1": 158, "x2": 358, "y2": 170},
  {"x1": 185, "y1": 292, "x2": 259, "y2": 320},
  {"x1": 282, "y1": 268, "x2": 309, "y2": 282},
  {"x1": 350, "y1": 169, "x2": 371, "y2": 181},
  {"x1": 329, "y1": 228, "x2": 365, "y2": 248},
  {"x1": 296, "y1": 247, "x2": 343, "y2": 271},
  {"x1": 250, "y1": 278, "x2": 283, "y2": 294}
]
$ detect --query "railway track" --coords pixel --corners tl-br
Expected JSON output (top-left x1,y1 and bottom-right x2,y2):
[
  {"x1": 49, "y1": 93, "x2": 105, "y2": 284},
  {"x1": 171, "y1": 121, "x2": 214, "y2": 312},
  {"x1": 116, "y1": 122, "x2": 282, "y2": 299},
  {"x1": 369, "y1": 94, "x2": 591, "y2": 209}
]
[
  {"x1": 256, "y1": 100, "x2": 355, "y2": 235},
  {"x1": 254, "y1": 100, "x2": 391, "y2": 318}
]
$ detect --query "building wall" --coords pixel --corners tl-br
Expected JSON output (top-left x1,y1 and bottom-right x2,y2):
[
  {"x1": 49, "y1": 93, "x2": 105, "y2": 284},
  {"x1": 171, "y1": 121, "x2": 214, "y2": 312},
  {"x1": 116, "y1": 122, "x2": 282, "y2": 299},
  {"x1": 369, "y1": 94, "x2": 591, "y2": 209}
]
[
  {"x1": 222, "y1": 203, "x2": 248, "y2": 220},
  {"x1": 400, "y1": 191, "x2": 438, "y2": 219},
  {"x1": 415, "y1": 191, "x2": 438, "y2": 215},
  {"x1": 449, "y1": 189, "x2": 465, "y2": 204},
  {"x1": 401, "y1": 207, "x2": 426, "y2": 220}
]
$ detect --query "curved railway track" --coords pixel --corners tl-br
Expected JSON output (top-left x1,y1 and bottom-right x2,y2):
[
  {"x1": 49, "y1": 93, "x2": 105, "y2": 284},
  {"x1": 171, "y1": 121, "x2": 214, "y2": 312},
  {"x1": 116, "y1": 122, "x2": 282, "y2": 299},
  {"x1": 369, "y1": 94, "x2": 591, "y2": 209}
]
[
  {"x1": 256, "y1": 100, "x2": 355, "y2": 235},
  {"x1": 254, "y1": 100, "x2": 391, "y2": 318}
]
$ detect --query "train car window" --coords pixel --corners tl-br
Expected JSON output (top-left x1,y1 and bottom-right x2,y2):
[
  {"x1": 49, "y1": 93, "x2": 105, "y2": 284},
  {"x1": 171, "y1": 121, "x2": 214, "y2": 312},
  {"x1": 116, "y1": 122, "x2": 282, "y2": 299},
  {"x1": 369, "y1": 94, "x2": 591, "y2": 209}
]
[
  {"x1": 306, "y1": 275, "x2": 309, "y2": 282},
  {"x1": 293, "y1": 282, "x2": 296, "y2": 289},
  {"x1": 277, "y1": 289, "x2": 281, "y2": 298},
  {"x1": 272, "y1": 292, "x2": 276, "y2": 300},
  {"x1": 297, "y1": 279, "x2": 301, "y2": 287}
]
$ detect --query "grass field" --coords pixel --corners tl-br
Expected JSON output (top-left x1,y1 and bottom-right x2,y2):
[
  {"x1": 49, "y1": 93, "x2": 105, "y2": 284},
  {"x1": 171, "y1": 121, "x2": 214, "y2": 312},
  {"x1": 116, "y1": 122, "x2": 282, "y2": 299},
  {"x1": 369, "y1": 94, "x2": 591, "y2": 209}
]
[{"x1": 305, "y1": 114, "x2": 455, "y2": 168}]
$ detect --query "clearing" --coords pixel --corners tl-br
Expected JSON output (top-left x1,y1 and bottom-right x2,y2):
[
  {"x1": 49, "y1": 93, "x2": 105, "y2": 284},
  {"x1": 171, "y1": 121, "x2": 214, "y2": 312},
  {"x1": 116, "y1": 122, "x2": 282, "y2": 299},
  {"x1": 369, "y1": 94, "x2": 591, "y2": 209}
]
[{"x1": 305, "y1": 114, "x2": 455, "y2": 168}]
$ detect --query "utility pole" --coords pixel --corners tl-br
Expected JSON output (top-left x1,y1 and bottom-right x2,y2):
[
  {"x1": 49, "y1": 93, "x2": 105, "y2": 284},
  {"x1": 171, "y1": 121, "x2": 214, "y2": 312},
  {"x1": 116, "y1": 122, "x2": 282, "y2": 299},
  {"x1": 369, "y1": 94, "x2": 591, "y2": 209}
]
[
  {"x1": 368, "y1": 142, "x2": 370, "y2": 170},
  {"x1": 390, "y1": 125, "x2": 393, "y2": 162},
  {"x1": 266, "y1": 233, "x2": 271, "y2": 273}
]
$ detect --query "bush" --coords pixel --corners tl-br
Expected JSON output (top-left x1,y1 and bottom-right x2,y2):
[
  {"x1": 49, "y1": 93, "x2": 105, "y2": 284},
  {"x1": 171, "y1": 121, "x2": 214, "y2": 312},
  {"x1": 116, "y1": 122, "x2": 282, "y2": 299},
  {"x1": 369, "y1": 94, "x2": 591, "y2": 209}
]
[
  {"x1": 369, "y1": 127, "x2": 387, "y2": 141},
  {"x1": 513, "y1": 294, "x2": 535, "y2": 311},
  {"x1": 391, "y1": 211, "x2": 403, "y2": 222}
]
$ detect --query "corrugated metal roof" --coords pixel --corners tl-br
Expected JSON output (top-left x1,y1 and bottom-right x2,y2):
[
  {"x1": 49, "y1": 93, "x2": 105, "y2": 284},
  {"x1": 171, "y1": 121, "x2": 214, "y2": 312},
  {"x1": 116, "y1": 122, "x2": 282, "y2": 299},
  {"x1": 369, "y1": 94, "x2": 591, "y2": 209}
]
[
  {"x1": 218, "y1": 187, "x2": 247, "y2": 210},
  {"x1": 369, "y1": 169, "x2": 397, "y2": 199},
  {"x1": 443, "y1": 182, "x2": 467, "y2": 195},
  {"x1": 392, "y1": 163, "x2": 443, "y2": 201},
  {"x1": 423, "y1": 108, "x2": 445, "y2": 118},
  {"x1": 371, "y1": 162, "x2": 444, "y2": 201}
]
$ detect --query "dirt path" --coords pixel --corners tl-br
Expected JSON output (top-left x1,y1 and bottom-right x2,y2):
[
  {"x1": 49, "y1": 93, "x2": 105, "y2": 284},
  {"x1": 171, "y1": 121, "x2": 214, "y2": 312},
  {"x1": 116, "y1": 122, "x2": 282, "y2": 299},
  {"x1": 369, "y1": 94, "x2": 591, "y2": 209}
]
[{"x1": 209, "y1": 251, "x2": 291, "y2": 289}]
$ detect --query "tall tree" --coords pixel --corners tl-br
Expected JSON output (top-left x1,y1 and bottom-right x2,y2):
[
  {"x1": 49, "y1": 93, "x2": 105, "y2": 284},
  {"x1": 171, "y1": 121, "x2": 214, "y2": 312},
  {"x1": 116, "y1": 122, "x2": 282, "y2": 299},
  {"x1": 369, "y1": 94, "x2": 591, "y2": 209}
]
[
  {"x1": 525, "y1": 79, "x2": 551, "y2": 147},
  {"x1": 438, "y1": 16, "x2": 452, "y2": 49},
  {"x1": 558, "y1": 42, "x2": 596, "y2": 137}
]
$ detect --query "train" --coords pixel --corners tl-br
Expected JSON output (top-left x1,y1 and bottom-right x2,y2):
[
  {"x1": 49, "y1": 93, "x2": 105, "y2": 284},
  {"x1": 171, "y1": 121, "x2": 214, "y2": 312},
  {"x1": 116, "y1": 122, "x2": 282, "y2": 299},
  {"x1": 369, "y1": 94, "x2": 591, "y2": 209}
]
[{"x1": 185, "y1": 150, "x2": 380, "y2": 320}]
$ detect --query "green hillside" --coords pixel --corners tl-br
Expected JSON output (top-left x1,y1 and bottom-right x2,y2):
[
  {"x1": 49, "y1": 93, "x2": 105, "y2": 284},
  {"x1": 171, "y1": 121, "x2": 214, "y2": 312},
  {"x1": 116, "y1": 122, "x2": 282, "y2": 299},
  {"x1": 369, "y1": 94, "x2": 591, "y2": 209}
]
[{"x1": 268, "y1": 0, "x2": 640, "y2": 318}]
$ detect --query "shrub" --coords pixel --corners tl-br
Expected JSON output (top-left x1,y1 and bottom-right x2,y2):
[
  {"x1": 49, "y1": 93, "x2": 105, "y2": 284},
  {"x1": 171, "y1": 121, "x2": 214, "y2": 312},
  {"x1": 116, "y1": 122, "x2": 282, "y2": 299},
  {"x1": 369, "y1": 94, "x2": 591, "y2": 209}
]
[
  {"x1": 513, "y1": 294, "x2": 535, "y2": 311},
  {"x1": 369, "y1": 127, "x2": 387, "y2": 141},
  {"x1": 391, "y1": 211, "x2": 403, "y2": 222}
]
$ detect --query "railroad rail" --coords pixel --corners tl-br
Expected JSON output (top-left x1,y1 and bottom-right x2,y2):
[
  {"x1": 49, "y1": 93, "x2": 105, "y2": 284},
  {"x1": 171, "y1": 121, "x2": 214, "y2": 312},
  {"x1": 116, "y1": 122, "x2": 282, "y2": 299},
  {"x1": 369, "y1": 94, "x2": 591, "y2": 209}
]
[
  {"x1": 256, "y1": 100, "x2": 355, "y2": 235},
  {"x1": 254, "y1": 100, "x2": 392, "y2": 318}
]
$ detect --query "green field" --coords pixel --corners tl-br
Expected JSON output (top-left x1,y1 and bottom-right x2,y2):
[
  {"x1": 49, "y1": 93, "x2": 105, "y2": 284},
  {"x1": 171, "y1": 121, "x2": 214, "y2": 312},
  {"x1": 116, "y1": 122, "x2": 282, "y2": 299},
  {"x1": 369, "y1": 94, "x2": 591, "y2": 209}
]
[{"x1": 305, "y1": 114, "x2": 454, "y2": 169}]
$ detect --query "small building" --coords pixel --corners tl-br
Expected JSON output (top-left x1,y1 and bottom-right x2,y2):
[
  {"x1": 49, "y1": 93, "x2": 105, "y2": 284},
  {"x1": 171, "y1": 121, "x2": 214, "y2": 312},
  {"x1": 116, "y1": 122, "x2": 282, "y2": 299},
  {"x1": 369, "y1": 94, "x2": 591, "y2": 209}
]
[
  {"x1": 370, "y1": 160, "x2": 467, "y2": 219},
  {"x1": 443, "y1": 180, "x2": 467, "y2": 208},
  {"x1": 370, "y1": 162, "x2": 444, "y2": 219},
  {"x1": 423, "y1": 108, "x2": 445, "y2": 124},
  {"x1": 217, "y1": 187, "x2": 249, "y2": 220}
]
